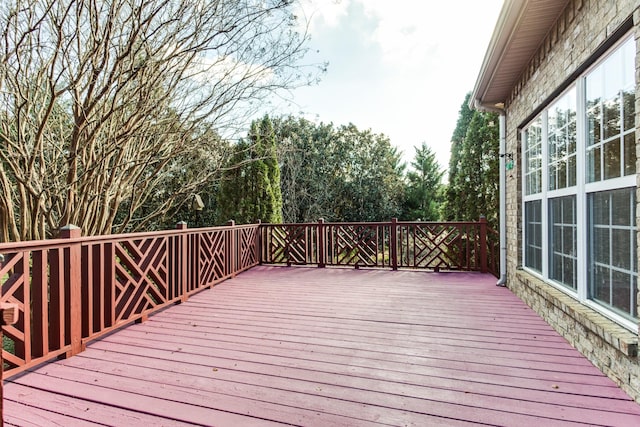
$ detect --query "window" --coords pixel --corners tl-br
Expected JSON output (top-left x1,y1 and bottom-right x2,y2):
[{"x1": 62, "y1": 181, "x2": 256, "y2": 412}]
[
  {"x1": 549, "y1": 196, "x2": 577, "y2": 290},
  {"x1": 548, "y1": 88, "x2": 577, "y2": 190},
  {"x1": 524, "y1": 117, "x2": 543, "y2": 195},
  {"x1": 586, "y1": 38, "x2": 636, "y2": 182},
  {"x1": 524, "y1": 201, "x2": 542, "y2": 272},
  {"x1": 523, "y1": 115, "x2": 543, "y2": 272},
  {"x1": 589, "y1": 189, "x2": 637, "y2": 318},
  {"x1": 521, "y1": 35, "x2": 637, "y2": 324}
]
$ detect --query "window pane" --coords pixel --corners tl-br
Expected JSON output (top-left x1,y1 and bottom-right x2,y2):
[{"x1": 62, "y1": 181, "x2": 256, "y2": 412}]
[
  {"x1": 549, "y1": 196, "x2": 576, "y2": 290},
  {"x1": 612, "y1": 189, "x2": 631, "y2": 226},
  {"x1": 568, "y1": 155, "x2": 577, "y2": 187},
  {"x1": 586, "y1": 66, "x2": 603, "y2": 107},
  {"x1": 623, "y1": 89, "x2": 635, "y2": 131},
  {"x1": 548, "y1": 168, "x2": 557, "y2": 191},
  {"x1": 568, "y1": 127, "x2": 577, "y2": 153},
  {"x1": 525, "y1": 117, "x2": 543, "y2": 195},
  {"x1": 633, "y1": 276, "x2": 638, "y2": 318},
  {"x1": 587, "y1": 146, "x2": 601, "y2": 182},
  {"x1": 624, "y1": 132, "x2": 636, "y2": 175},
  {"x1": 612, "y1": 270, "x2": 631, "y2": 315},
  {"x1": 525, "y1": 201, "x2": 542, "y2": 272},
  {"x1": 593, "y1": 227, "x2": 610, "y2": 264},
  {"x1": 604, "y1": 48, "x2": 623, "y2": 100},
  {"x1": 612, "y1": 229, "x2": 631, "y2": 270},
  {"x1": 588, "y1": 188, "x2": 637, "y2": 319},
  {"x1": 558, "y1": 160, "x2": 567, "y2": 188},
  {"x1": 593, "y1": 265, "x2": 611, "y2": 303},
  {"x1": 603, "y1": 97, "x2": 621, "y2": 140},
  {"x1": 587, "y1": 106, "x2": 602, "y2": 146},
  {"x1": 603, "y1": 140, "x2": 621, "y2": 179},
  {"x1": 547, "y1": 88, "x2": 576, "y2": 190}
]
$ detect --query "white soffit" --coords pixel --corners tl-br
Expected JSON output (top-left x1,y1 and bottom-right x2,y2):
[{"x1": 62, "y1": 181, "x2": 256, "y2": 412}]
[{"x1": 472, "y1": 0, "x2": 572, "y2": 109}]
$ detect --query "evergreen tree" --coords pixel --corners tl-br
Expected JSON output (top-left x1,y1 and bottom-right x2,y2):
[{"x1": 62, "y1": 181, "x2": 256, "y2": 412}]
[
  {"x1": 442, "y1": 93, "x2": 475, "y2": 220},
  {"x1": 402, "y1": 142, "x2": 444, "y2": 221},
  {"x1": 273, "y1": 117, "x2": 405, "y2": 222},
  {"x1": 444, "y1": 94, "x2": 499, "y2": 227},
  {"x1": 216, "y1": 116, "x2": 283, "y2": 224}
]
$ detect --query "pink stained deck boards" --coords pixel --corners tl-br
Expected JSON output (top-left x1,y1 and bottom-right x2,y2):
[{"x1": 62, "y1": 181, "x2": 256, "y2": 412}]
[{"x1": 4, "y1": 266, "x2": 640, "y2": 426}]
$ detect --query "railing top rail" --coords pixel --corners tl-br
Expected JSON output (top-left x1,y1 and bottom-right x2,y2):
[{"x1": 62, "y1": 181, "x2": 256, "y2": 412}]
[
  {"x1": 0, "y1": 223, "x2": 261, "y2": 253},
  {"x1": 262, "y1": 220, "x2": 485, "y2": 227}
]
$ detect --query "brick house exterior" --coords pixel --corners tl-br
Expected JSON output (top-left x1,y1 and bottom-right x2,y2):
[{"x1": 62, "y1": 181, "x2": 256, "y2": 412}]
[{"x1": 471, "y1": 0, "x2": 640, "y2": 401}]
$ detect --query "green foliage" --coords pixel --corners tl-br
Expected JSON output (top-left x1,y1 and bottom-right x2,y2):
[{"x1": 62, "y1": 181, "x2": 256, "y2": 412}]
[
  {"x1": 443, "y1": 94, "x2": 499, "y2": 228},
  {"x1": 274, "y1": 117, "x2": 405, "y2": 223},
  {"x1": 217, "y1": 116, "x2": 283, "y2": 224},
  {"x1": 402, "y1": 142, "x2": 444, "y2": 221}
]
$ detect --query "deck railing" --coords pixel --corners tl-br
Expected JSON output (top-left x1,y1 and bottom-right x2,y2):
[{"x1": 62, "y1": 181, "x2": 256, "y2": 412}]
[
  {"x1": 0, "y1": 221, "x2": 259, "y2": 379},
  {"x1": 0, "y1": 218, "x2": 497, "y2": 381},
  {"x1": 261, "y1": 218, "x2": 498, "y2": 275}
]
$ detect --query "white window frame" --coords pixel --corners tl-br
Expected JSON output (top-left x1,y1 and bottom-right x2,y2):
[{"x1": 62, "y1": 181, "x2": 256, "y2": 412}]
[{"x1": 520, "y1": 34, "x2": 637, "y2": 331}]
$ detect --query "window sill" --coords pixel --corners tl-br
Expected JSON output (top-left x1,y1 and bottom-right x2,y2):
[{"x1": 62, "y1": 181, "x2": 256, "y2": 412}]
[{"x1": 515, "y1": 270, "x2": 638, "y2": 358}]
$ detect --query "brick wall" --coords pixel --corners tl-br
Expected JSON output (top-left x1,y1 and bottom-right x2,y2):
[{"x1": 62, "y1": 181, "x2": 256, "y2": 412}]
[{"x1": 503, "y1": 0, "x2": 640, "y2": 401}]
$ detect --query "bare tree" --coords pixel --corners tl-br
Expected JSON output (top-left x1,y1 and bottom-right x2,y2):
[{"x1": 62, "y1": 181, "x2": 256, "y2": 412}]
[{"x1": 0, "y1": 0, "x2": 318, "y2": 241}]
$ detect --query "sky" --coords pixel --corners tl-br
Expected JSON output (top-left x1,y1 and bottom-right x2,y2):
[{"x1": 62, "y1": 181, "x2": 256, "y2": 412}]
[{"x1": 273, "y1": 0, "x2": 504, "y2": 171}]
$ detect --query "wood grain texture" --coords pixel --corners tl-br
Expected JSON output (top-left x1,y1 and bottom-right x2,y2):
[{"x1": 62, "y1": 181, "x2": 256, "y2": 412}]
[{"x1": 4, "y1": 266, "x2": 640, "y2": 426}]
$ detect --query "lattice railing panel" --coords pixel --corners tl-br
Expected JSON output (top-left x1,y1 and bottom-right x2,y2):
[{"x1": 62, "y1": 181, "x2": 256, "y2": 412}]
[
  {"x1": 261, "y1": 225, "x2": 316, "y2": 265},
  {"x1": 265, "y1": 226, "x2": 287, "y2": 263},
  {"x1": 329, "y1": 225, "x2": 381, "y2": 267},
  {"x1": 198, "y1": 230, "x2": 226, "y2": 286},
  {"x1": 113, "y1": 237, "x2": 169, "y2": 323},
  {"x1": 398, "y1": 224, "x2": 480, "y2": 271},
  {"x1": 239, "y1": 227, "x2": 258, "y2": 269},
  {"x1": 285, "y1": 225, "x2": 309, "y2": 264}
]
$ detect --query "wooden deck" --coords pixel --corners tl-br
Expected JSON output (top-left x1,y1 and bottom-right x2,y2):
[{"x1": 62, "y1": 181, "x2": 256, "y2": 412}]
[{"x1": 4, "y1": 266, "x2": 640, "y2": 426}]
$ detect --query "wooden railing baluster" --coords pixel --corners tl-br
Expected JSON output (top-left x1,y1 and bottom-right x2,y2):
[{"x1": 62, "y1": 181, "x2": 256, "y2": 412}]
[{"x1": 60, "y1": 225, "x2": 83, "y2": 358}]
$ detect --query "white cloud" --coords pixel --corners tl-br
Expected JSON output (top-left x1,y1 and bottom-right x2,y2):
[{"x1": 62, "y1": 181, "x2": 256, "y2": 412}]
[{"x1": 282, "y1": 0, "x2": 504, "y2": 169}]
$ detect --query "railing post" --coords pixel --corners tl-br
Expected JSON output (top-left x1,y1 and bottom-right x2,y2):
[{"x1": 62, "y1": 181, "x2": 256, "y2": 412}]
[
  {"x1": 391, "y1": 218, "x2": 398, "y2": 271},
  {"x1": 318, "y1": 218, "x2": 326, "y2": 268},
  {"x1": 256, "y1": 220, "x2": 262, "y2": 266},
  {"x1": 60, "y1": 225, "x2": 84, "y2": 357},
  {"x1": 479, "y1": 216, "x2": 488, "y2": 273},
  {"x1": 176, "y1": 221, "x2": 188, "y2": 302},
  {"x1": 0, "y1": 302, "x2": 18, "y2": 427},
  {"x1": 227, "y1": 220, "x2": 236, "y2": 277}
]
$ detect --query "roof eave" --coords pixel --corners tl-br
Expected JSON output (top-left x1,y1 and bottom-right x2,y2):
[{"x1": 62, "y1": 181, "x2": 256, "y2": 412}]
[{"x1": 470, "y1": 0, "x2": 526, "y2": 111}]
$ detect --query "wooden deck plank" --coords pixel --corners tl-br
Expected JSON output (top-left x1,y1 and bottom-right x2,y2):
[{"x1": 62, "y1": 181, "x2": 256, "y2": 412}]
[
  {"x1": 14, "y1": 363, "x2": 480, "y2": 427},
  {"x1": 81, "y1": 333, "x2": 636, "y2": 422},
  {"x1": 131, "y1": 313, "x2": 590, "y2": 359},
  {"x1": 157, "y1": 304, "x2": 571, "y2": 340},
  {"x1": 9, "y1": 373, "x2": 295, "y2": 427},
  {"x1": 60, "y1": 341, "x2": 635, "y2": 420},
  {"x1": 4, "y1": 266, "x2": 640, "y2": 426},
  {"x1": 100, "y1": 327, "x2": 628, "y2": 399},
  {"x1": 3, "y1": 383, "x2": 187, "y2": 427}
]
